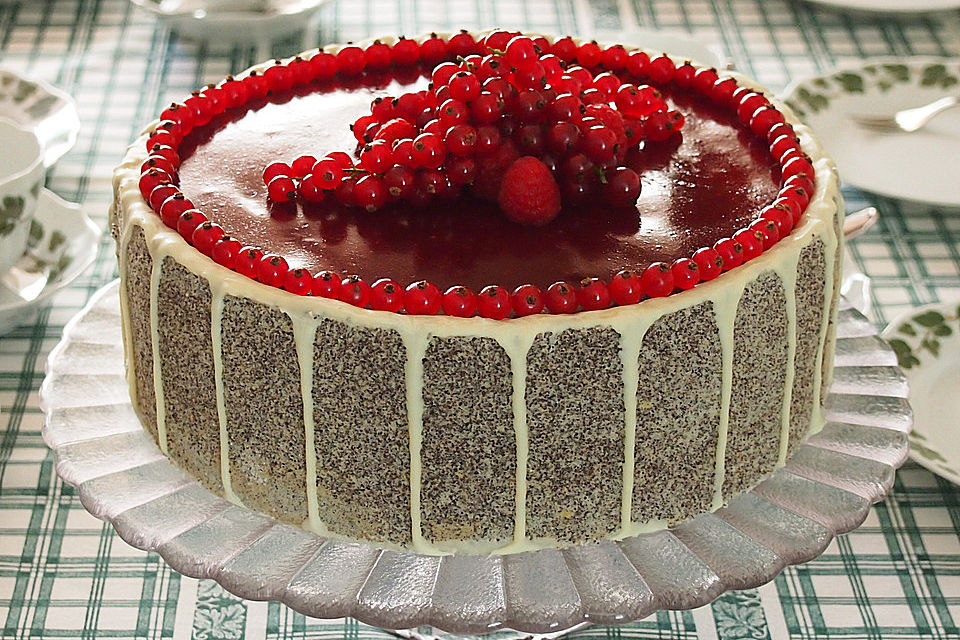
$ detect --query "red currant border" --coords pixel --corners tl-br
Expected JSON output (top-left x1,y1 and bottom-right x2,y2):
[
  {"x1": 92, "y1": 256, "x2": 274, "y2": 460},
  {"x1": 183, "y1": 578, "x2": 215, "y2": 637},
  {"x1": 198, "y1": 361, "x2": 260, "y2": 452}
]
[{"x1": 137, "y1": 30, "x2": 816, "y2": 319}]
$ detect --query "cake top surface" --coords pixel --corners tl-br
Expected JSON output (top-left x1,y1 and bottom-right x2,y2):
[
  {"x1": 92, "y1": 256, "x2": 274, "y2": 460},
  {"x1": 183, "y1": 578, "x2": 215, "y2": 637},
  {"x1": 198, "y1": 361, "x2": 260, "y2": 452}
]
[
  {"x1": 131, "y1": 31, "x2": 817, "y2": 317},
  {"x1": 176, "y1": 75, "x2": 780, "y2": 291}
]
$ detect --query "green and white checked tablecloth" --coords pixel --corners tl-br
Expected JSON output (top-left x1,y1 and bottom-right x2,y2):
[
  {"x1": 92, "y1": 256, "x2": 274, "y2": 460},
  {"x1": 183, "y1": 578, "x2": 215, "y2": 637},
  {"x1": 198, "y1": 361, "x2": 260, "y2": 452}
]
[{"x1": 1, "y1": 0, "x2": 959, "y2": 637}]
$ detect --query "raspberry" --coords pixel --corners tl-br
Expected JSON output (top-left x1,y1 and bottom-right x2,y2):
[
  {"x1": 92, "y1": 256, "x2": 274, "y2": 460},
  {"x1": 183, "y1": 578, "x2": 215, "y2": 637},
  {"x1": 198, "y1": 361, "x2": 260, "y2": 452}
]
[{"x1": 497, "y1": 156, "x2": 561, "y2": 226}]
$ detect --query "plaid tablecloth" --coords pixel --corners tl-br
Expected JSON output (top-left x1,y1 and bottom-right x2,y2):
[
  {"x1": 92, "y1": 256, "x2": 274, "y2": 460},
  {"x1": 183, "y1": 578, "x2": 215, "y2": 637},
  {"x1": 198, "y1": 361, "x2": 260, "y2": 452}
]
[{"x1": 1, "y1": 0, "x2": 959, "y2": 637}]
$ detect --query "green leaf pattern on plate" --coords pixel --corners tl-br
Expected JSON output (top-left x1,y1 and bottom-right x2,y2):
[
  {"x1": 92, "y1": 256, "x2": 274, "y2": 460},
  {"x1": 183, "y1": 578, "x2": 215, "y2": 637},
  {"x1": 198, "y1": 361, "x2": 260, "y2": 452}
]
[
  {"x1": 889, "y1": 307, "x2": 958, "y2": 370},
  {"x1": 0, "y1": 196, "x2": 26, "y2": 237},
  {"x1": 789, "y1": 60, "x2": 960, "y2": 124}
]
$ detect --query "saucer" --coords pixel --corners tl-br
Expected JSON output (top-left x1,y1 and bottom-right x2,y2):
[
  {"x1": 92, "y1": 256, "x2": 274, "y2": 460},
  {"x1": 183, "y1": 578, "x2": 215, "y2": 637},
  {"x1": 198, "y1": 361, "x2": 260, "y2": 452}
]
[
  {"x1": 0, "y1": 190, "x2": 100, "y2": 336},
  {"x1": 780, "y1": 57, "x2": 960, "y2": 208},
  {"x1": 882, "y1": 301, "x2": 960, "y2": 485},
  {"x1": 0, "y1": 68, "x2": 81, "y2": 168}
]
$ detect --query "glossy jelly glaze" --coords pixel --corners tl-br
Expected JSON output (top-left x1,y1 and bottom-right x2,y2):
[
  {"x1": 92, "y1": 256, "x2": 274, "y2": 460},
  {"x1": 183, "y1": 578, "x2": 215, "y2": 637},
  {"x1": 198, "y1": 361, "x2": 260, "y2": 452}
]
[{"x1": 178, "y1": 72, "x2": 780, "y2": 291}]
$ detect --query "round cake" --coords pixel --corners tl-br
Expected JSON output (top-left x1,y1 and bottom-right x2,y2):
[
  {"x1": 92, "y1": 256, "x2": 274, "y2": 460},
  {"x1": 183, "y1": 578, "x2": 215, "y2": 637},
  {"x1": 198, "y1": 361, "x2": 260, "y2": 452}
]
[{"x1": 110, "y1": 31, "x2": 843, "y2": 555}]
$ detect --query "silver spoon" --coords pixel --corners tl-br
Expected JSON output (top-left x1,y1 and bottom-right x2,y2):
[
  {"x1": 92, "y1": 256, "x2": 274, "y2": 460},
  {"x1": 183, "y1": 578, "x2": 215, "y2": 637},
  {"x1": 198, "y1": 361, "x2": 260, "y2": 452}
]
[
  {"x1": 849, "y1": 96, "x2": 959, "y2": 134},
  {"x1": 843, "y1": 206, "x2": 879, "y2": 240}
]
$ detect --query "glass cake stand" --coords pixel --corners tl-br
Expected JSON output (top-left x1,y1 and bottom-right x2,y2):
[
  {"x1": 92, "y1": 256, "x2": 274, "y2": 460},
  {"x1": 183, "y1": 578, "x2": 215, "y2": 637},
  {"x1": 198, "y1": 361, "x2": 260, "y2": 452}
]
[{"x1": 40, "y1": 281, "x2": 911, "y2": 639}]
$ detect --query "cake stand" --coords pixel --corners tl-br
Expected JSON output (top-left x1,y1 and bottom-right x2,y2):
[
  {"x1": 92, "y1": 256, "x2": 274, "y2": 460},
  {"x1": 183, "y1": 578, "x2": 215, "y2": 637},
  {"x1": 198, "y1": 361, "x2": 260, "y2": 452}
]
[{"x1": 40, "y1": 281, "x2": 911, "y2": 638}]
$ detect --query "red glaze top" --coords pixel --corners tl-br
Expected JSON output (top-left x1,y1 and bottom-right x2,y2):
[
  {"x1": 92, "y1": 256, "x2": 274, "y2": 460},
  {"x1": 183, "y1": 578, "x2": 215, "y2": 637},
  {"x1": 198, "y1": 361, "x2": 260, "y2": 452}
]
[{"x1": 177, "y1": 75, "x2": 780, "y2": 291}]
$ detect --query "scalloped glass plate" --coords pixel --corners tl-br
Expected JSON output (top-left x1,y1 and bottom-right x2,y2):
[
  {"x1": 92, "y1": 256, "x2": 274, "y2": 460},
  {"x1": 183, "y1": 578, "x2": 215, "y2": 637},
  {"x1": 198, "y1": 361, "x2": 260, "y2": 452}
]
[
  {"x1": 882, "y1": 301, "x2": 960, "y2": 486},
  {"x1": 41, "y1": 282, "x2": 911, "y2": 636}
]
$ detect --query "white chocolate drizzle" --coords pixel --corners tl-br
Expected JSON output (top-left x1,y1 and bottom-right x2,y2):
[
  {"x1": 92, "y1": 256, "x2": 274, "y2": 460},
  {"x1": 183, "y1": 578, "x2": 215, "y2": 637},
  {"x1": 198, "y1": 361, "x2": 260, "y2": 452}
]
[
  {"x1": 109, "y1": 36, "x2": 844, "y2": 556},
  {"x1": 210, "y1": 286, "x2": 239, "y2": 503},
  {"x1": 291, "y1": 313, "x2": 319, "y2": 529}
]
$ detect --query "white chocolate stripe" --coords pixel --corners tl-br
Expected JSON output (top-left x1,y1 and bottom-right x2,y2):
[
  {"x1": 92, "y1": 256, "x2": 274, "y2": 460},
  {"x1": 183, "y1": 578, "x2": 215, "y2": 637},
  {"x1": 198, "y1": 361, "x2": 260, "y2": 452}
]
[
  {"x1": 147, "y1": 244, "x2": 168, "y2": 455},
  {"x1": 210, "y1": 286, "x2": 240, "y2": 503}
]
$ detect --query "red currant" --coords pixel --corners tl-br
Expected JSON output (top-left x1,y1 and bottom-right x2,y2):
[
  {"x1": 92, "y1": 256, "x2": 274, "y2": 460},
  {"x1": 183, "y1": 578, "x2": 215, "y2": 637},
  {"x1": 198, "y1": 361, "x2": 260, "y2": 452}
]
[
  {"x1": 212, "y1": 235, "x2": 242, "y2": 268},
  {"x1": 412, "y1": 133, "x2": 445, "y2": 169},
  {"x1": 312, "y1": 270, "x2": 342, "y2": 298},
  {"x1": 263, "y1": 162, "x2": 291, "y2": 184},
  {"x1": 511, "y1": 284, "x2": 544, "y2": 317},
  {"x1": 442, "y1": 285, "x2": 477, "y2": 317},
  {"x1": 234, "y1": 247, "x2": 263, "y2": 280},
  {"x1": 370, "y1": 278, "x2": 404, "y2": 312},
  {"x1": 671, "y1": 258, "x2": 700, "y2": 290},
  {"x1": 139, "y1": 168, "x2": 172, "y2": 200},
  {"x1": 283, "y1": 268, "x2": 313, "y2": 295},
  {"x1": 402, "y1": 280, "x2": 441, "y2": 315},
  {"x1": 338, "y1": 275, "x2": 369, "y2": 307},
  {"x1": 148, "y1": 183, "x2": 179, "y2": 212},
  {"x1": 477, "y1": 285, "x2": 511, "y2": 319},
  {"x1": 693, "y1": 247, "x2": 723, "y2": 281},
  {"x1": 641, "y1": 262, "x2": 674, "y2": 297},
  {"x1": 176, "y1": 209, "x2": 207, "y2": 241},
  {"x1": 257, "y1": 254, "x2": 289, "y2": 287},
  {"x1": 291, "y1": 155, "x2": 317, "y2": 178},
  {"x1": 713, "y1": 237, "x2": 744, "y2": 270},
  {"x1": 191, "y1": 221, "x2": 223, "y2": 255},
  {"x1": 609, "y1": 270, "x2": 642, "y2": 305},
  {"x1": 354, "y1": 174, "x2": 389, "y2": 212},
  {"x1": 602, "y1": 167, "x2": 641, "y2": 206},
  {"x1": 160, "y1": 194, "x2": 195, "y2": 232},
  {"x1": 733, "y1": 228, "x2": 764, "y2": 261},
  {"x1": 336, "y1": 45, "x2": 366, "y2": 75},
  {"x1": 267, "y1": 175, "x2": 297, "y2": 202},
  {"x1": 392, "y1": 37, "x2": 421, "y2": 66},
  {"x1": 545, "y1": 281, "x2": 578, "y2": 313},
  {"x1": 577, "y1": 277, "x2": 611, "y2": 311}
]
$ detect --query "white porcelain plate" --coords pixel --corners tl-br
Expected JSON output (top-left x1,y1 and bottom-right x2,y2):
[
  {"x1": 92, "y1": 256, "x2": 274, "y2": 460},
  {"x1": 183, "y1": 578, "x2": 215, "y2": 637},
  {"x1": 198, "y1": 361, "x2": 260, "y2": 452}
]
[
  {"x1": 0, "y1": 68, "x2": 81, "y2": 168},
  {"x1": 0, "y1": 190, "x2": 100, "y2": 335},
  {"x1": 882, "y1": 301, "x2": 960, "y2": 486},
  {"x1": 781, "y1": 57, "x2": 960, "y2": 208},
  {"x1": 803, "y1": 0, "x2": 960, "y2": 12}
]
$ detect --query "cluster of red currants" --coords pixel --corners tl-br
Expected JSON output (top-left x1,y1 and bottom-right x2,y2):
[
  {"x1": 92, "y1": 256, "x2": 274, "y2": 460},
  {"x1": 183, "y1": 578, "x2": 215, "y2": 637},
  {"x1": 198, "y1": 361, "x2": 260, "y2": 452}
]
[{"x1": 260, "y1": 33, "x2": 686, "y2": 224}]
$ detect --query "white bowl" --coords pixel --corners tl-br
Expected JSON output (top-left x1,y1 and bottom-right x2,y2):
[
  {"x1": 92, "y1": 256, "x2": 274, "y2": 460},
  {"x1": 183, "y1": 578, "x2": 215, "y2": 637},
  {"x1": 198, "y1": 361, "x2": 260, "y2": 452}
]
[{"x1": 0, "y1": 119, "x2": 45, "y2": 275}]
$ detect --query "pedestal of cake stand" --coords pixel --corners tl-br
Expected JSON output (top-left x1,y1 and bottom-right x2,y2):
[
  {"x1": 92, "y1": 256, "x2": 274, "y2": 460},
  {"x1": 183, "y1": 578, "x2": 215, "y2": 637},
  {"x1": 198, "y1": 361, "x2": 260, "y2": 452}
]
[{"x1": 41, "y1": 281, "x2": 911, "y2": 637}]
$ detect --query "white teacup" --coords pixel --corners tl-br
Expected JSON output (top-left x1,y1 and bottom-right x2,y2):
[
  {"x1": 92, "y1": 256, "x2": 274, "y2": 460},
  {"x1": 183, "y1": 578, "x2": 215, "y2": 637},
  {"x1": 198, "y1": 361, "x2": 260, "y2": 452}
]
[{"x1": 0, "y1": 119, "x2": 45, "y2": 275}]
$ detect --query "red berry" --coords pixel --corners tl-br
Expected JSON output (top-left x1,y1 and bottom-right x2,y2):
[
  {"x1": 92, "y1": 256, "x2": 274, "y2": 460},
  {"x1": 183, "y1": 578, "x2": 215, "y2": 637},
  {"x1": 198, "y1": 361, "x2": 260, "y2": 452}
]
[
  {"x1": 449, "y1": 30, "x2": 478, "y2": 56},
  {"x1": 149, "y1": 183, "x2": 179, "y2": 212},
  {"x1": 264, "y1": 61, "x2": 294, "y2": 93},
  {"x1": 477, "y1": 285, "x2": 511, "y2": 319},
  {"x1": 146, "y1": 129, "x2": 177, "y2": 152},
  {"x1": 470, "y1": 92, "x2": 504, "y2": 124},
  {"x1": 392, "y1": 37, "x2": 421, "y2": 65},
  {"x1": 641, "y1": 262, "x2": 674, "y2": 297},
  {"x1": 358, "y1": 141, "x2": 393, "y2": 173},
  {"x1": 513, "y1": 62, "x2": 548, "y2": 90},
  {"x1": 444, "y1": 124, "x2": 478, "y2": 156},
  {"x1": 352, "y1": 114, "x2": 380, "y2": 143},
  {"x1": 267, "y1": 175, "x2": 297, "y2": 202},
  {"x1": 310, "y1": 52, "x2": 337, "y2": 80},
  {"x1": 514, "y1": 89, "x2": 546, "y2": 123},
  {"x1": 404, "y1": 280, "x2": 442, "y2": 315},
  {"x1": 176, "y1": 209, "x2": 207, "y2": 241},
  {"x1": 626, "y1": 50, "x2": 650, "y2": 77},
  {"x1": 141, "y1": 155, "x2": 176, "y2": 179},
  {"x1": 419, "y1": 34, "x2": 449, "y2": 66},
  {"x1": 577, "y1": 277, "x2": 611, "y2": 311},
  {"x1": 671, "y1": 258, "x2": 700, "y2": 290},
  {"x1": 673, "y1": 62, "x2": 697, "y2": 88},
  {"x1": 713, "y1": 237, "x2": 744, "y2": 270},
  {"x1": 412, "y1": 132, "x2": 445, "y2": 169},
  {"x1": 780, "y1": 184, "x2": 811, "y2": 211},
  {"x1": 511, "y1": 284, "x2": 544, "y2": 316},
  {"x1": 257, "y1": 254, "x2": 289, "y2": 287},
  {"x1": 243, "y1": 71, "x2": 269, "y2": 100},
  {"x1": 643, "y1": 111, "x2": 678, "y2": 142},
  {"x1": 602, "y1": 167, "x2": 641, "y2": 206},
  {"x1": 312, "y1": 270, "x2": 341, "y2": 298},
  {"x1": 299, "y1": 175, "x2": 326, "y2": 203},
  {"x1": 609, "y1": 269, "x2": 642, "y2": 305},
  {"x1": 766, "y1": 122, "x2": 797, "y2": 145},
  {"x1": 763, "y1": 203, "x2": 795, "y2": 238},
  {"x1": 575, "y1": 41, "x2": 602, "y2": 67},
  {"x1": 593, "y1": 72, "x2": 620, "y2": 98},
  {"x1": 547, "y1": 121, "x2": 580, "y2": 154},
  {"x1": 733, "y1": 228, "x2": 764, "y2": 261},
  {"x1": 544, "y1": 281, "x2": 578, "y2": 313},
  {"x1": 211, "y1": 235, "x2": 241, "y2": 268},
  {"x1": 693, "y1": 247, "x2": 723, "y2": 281},
  {"x1": 711, "y1": 77, "x2": 739, "y2": 105},
  {"x1": 781, "y1": 156, "x2": 815, "y2": 183},
  {"x1": 284, "y1": 268, "x2": 313, "y2": 295},
  {"x1": 581, "y1": 126, "x2": 618, "y2": 166},
  {"x1": 506, "y1": 36, "x2": 538, "y2": 68},
  {"x1": 139, "y1": 168, "x2": 172, "y2": 200},
  {"x1": 335, "y1": 45, "x2": 366, "y2": 75},
  {"x1": 647, "y1": 54, "x2": 676, "y2": 84},
  {"x1": 375, "y1": 118, "x2": 417, "y2": 144},
  {"x1": 263, "y1": 162, "x2": 291, "y2": 184},
  {"x1": 601, "y1": 45, "x2": 628, "y2": 70},
  {"x1": 365, "y1": 41, "x2": 392, "y2": 69},
  {"x1": 442, "y1": 286, "x2": 477, "y2": 317},
  {"x1": 191, "y1": 221, "x2": 223, "y2": 255},
  {"x1": 234, "y1": 247, "x2": 263, "y2": 280},
  {"x1": 384, "y1": 165, "x2": 416, "y2": 199},
  {"x1": 749, "y1": 217, "x2": 780, "y2": 250},
  {"x1": 498, "y1": 156, "x2": 561, "y2": 226},
  {"x1": 291, "y1": 155, "x2": 317, "y2": 178},
  {"x1": 220, "y1": 76, "x2": 249, "y2": 109},
  {"x1": 354, "y1": 174, "x2": 389, "y2": 212},
  {"x1": 475, "y1": 125, "x2": 502, "y2": 156},
  {"x1": 692, "y1": 67, "x2": 719, "y2": 94},
  {"x1": 313, "y1": 156, "x2": 344, "y2": 190},
  {"x1": 287, "y1": 57, "x2": 313, "y2": 86},
  {"x1": 550, "y1": 36, "x2": 577, "y2": 61},
  {"x1": 770, "y1": 134, "x2": 801, "y2": 163},
  {"x1": 338, "y1": 275, "x2": 369, "y2": 307},
  {"x1": 749, "y1": 104, "x2": 786, "y2": 137},
  {"x1": 160, "y1": 103, "x2": 193, "y2": 132},
  {"x1": 448, "y1": 71, "x2": 481, "y2": 102},
  {"x1": 446, "y1": 156, "x2": 477, "y2": 186},
  {"x1": 370, "y1": 278, "x2": 404, "y2": 312},
  {"x1": 783, "y1": 172, "x2": 815, "y2": 195},
  {"x1": 737, "y1": 91, "x2": 769, "y2": 124}
]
